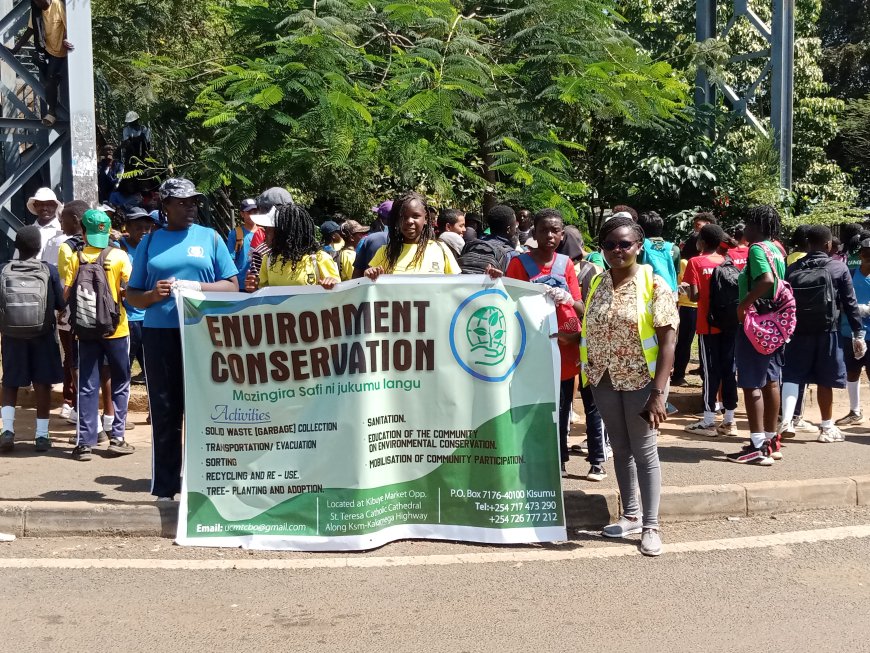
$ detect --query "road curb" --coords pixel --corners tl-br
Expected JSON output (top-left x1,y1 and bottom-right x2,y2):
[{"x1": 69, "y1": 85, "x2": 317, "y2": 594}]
[{"x1": 1, "y1": 475, "x2": 865, "y2": 538}]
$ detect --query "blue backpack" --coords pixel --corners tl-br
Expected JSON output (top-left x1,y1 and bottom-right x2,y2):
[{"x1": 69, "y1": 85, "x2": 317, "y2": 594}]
[
  {"x1": 518, "y1": 253, "x2": 570, "y2": 290},
  {"x1": 640, "y1": 239, "x2": 677, "y2": 291}
]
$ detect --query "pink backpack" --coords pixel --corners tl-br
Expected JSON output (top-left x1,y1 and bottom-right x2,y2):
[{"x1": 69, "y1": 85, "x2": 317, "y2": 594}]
[{"x1": 743, "y1": 242, "x2": 796, "y2": 355}]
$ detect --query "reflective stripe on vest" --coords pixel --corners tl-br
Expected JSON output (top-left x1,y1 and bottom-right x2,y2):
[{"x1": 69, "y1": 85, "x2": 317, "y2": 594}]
[{"x1": 580, "y1": 264, "x2": 659, "y2": 387}]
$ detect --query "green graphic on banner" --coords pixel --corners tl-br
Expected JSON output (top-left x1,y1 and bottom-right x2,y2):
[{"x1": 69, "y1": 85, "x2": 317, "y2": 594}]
[{"x1": 176, "y1": 277, "x2": 565, "y2": 551}]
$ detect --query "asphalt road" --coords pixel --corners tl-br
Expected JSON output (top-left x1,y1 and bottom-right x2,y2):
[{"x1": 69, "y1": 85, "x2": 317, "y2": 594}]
[{"x1": 2, "y1": 507, "x2": 870, "y2": 653}]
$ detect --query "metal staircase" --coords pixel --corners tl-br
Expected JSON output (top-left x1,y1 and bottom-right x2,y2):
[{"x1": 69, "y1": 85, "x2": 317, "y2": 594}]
[{"x1": 0, "y1": 0, "x2": 97, "y2": 260}]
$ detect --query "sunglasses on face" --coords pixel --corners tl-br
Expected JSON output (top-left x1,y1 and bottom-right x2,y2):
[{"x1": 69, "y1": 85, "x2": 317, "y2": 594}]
[{"x1": 601, "y1": 239, "x2": 638, "y2": 251}]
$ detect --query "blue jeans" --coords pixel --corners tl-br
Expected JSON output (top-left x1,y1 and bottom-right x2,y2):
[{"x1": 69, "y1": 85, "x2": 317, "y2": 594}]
[
  {"x1": 76, "y1": 337, "x2": 130, "y2": 446},
  {"x1": 578, "y1": 380, "x2": 607, "y2": 465}
]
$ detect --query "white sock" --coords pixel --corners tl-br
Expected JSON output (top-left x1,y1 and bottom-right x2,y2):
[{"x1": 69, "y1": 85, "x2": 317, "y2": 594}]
[
  {"x1": 780, "y1": 382, "x2": 800, "y2": 426},
  {"x1": 765, "y1": 431, "x2": 776, "y2": 442},
  {"x1": 750, "y1": 432, "x2": 766, "y2": 448},
  {"x1": 725, "y1": 409, "x2": 736, "y2": 423},
  {"x1": 848, "y1": 380, "x2": 860, "y2": 413},
  {"x1": 102, "y1": 414, "x2": 114, "y2": 432},
  {"x1": 35, "y1": 418, "x2": 49, "y2": 438},
  {"x1": 703, "y1": 411, "x2": 716, "y2": 424},
  {"x1": 1, "y1": 406, "x2": 14, "y2": 433},
  {"x1": 715, "y1": 402, "x2": 724, "y2": 412},
  {"x1": 820, "y1": 419, "x2": 833, "y2": 428}
]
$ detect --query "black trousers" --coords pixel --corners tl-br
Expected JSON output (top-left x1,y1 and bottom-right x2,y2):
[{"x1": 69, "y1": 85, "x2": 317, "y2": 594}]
[
  {"x1": 35, "y1": 51, "x2": 65, "y2": 115},
  {"x1": 558, "y1": 378, "x2": 575, "y2": 464},
  {"x1": 128, "y1": 320, "x2": 145, "y2": 372},
  {"x1": 672, "y1": 305, "x2": 697, "y2": 380},
  {"x1": 143, "y1": 327, "x2": 184, "y2": 498}
]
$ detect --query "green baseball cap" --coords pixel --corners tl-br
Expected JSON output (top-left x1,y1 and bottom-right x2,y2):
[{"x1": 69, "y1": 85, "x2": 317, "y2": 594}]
[{"x1": 82, "y1": 209, "x2": 112, "y2": 248}]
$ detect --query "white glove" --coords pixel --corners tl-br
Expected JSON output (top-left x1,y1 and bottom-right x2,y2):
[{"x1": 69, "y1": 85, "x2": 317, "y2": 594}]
[
  {"x1": 171, "y1": 279, "x2": 202, "y2": 293},
  {"x1": 853, "y1": 335, "x2": 867, "y2": 360},
  {"x1": 544, "y1": 287, "x2": 574, "y2": 306},
  {"x1": 858, "y1": 304, "x2": 870, "y2": 319}
]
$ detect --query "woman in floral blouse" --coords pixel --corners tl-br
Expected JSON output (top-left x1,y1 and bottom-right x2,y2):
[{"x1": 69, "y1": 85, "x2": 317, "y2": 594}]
[{"x1": 580, "y1": 215, "x2": 678, "y2": 556}]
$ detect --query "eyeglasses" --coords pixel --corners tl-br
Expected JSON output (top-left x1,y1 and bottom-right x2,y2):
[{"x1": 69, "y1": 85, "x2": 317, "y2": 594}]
[{"x1": 601, "y1": 239, "x2": 638, "y2": 251}]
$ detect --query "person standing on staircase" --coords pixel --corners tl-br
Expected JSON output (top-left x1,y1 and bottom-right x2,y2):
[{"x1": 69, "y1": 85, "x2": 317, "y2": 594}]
[{"x1": 31, "y1": 0, "x2": 73, "y2": 127}]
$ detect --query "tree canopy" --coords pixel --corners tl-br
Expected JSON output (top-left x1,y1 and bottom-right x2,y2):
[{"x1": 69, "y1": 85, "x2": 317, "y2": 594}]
[{"x1": 91, "y1": 0, "x2": 869, "y2": 237}]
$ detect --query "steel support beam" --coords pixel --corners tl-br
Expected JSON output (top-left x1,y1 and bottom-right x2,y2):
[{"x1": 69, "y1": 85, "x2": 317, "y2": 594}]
[
  {"x1": 65, "y1": 0, "x2": 97, "y2": 205},
  {"x1": 695, "y1": 0, "x2": 795, "y2": 191},
  {"x1": 695, "y1": 0, "x2": 716, "y2": 109}
]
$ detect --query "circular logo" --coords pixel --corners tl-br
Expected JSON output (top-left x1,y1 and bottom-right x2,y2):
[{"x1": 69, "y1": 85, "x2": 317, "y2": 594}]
[{"x1": 450, "y1": 289, "x2": 526, "y2": 382}]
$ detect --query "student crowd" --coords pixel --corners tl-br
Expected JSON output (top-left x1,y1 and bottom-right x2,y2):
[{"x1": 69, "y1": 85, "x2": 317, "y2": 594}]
[{"x1": 3, "y1": 178, "x2": 869, "y2": 558}]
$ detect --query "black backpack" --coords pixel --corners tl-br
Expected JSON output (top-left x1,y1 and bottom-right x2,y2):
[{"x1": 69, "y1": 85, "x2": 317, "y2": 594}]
[
  {"x1": 788, "y1": 257, "x2": 838, "y2": 335},
  {"x1": 69, "y1": 248, "x2": 121, "y2": 339},
  {"x1": 0, "y1": 258, "x2": 54, "y2": 338},
  {"x1": 458, "y1": 238, "x2": 514, "y2": 274},
  {"x1": 708, "y1": 257, "x2": 740, "y2": 332}
]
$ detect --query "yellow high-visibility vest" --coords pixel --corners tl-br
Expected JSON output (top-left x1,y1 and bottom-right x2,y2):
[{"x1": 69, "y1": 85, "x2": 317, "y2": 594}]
[{"x1": 580, "y1": 264, "x2": 658, "y2": 387}]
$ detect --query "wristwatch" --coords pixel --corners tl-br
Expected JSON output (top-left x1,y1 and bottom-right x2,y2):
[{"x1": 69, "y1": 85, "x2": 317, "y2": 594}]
[{"x1": 649, "y1": 388, "x2": 665, "y2": 396}]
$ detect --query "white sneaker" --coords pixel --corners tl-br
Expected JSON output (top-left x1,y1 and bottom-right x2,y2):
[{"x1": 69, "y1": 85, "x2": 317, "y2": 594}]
[
  {"x1": 65, "y1": 408, "x2": 78, "y2": 425},
  {"x1": 684, "y1": 420, "x2": 718, "y2": 437},
  {"x1": 59, "y1": 403, "x2": 72, "y2": 420},
  {"x1": 795, "y1": 417, "x2": 817, "y2": 432},
  {"x1": 716, "y1": 421, "x2": 738, "y2": 436},
  {"x1": 779, "y1": 419, "x2": 796, "y2": 439},
  {"x1": 817, "y1": 425, "x2": 845, "y2": 443}
]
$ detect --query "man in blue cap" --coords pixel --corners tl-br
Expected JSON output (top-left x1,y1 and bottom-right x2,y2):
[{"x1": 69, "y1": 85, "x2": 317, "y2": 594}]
[
  {"x1": 225, "y1": 198, "x2": 261, "y2": 282},
  {"x1": 320, "y1": 220, "x2": 344, "y2": 258},
  {"x1": 58, "y1": 209, "x2": 135, "y2": 461}
]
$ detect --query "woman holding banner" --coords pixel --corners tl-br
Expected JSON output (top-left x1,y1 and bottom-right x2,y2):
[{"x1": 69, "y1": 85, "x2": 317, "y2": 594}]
[
  {"x1": 244, "y1": 204, "x2": 339, "y2": 291},
  {"x1": 127, "y1": 178, "x2": 239, "y2": 501},
  {"x1": 364, "y1": 191, "x2": 459, "y2": 279}
]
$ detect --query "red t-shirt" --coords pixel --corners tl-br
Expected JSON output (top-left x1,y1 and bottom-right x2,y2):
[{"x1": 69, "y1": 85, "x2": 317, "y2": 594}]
[
  {"x1": 683, "y1": 253, "x2": 725, "y2": 335},
  {"x1": 506, "y1": 253, "x2": 582, "y2": 380},
  {"x1": 250, "y1": 228, "x2": 266, "y2": 250},
  {"x1": 727, "y1": 245, "x2": 749, "y2": 271}
]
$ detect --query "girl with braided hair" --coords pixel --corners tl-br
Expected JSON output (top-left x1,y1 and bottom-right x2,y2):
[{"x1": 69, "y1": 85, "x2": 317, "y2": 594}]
[
  {"x1": 246, "y1": 204, "x2": 339, "y2": 290},
  {"x1": 728, "y1": 204, "x2": 787, "y2": 465},
  {"x1": 364, "y1": 192, "x2": 459, "y2": 280}
]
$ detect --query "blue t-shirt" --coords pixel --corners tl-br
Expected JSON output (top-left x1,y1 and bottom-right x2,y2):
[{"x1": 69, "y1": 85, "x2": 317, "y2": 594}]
[
  {"x1": 129, "y1": 224, "x2": 238, "y2": 328},
  {"x1": 226, "y1": 226, "x2": 257, "y2": 280},
  {"x1": 120, "y1": 237, "x2": 145, "y2": 322},
  {"x1": 353, "y1": 231, "x2": 389, "y2": 274},
  {"x1": 842, "y1": 268, "x2": 870, "y2": 340}
]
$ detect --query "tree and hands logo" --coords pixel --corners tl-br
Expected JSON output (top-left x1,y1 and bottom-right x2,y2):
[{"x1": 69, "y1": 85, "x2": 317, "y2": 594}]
[
  {"x1": 450, "y1": 289, "x2": 526, "y2": 383},
  {"x1": 466, "y1": 306, "x2": 507, "y2": 366}
]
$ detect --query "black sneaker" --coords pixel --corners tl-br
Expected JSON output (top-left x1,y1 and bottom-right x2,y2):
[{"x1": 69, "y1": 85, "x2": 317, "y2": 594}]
[
  {"x1": 107, "y1": 438, "x2": 135, "y2": 456},
  {"x1": 0, "y1": 430, "x2": 14, "y2": 452},
  {"x1": 34, "y1": 436, "x2": 51, "y2": 452},
  {"x1": 587, "y1": 465, "x2": 607, "y2": 482},
  {"x1": 726, "y1": 442, "x2": 773, "y2": 466},
  {"x1": 71, "y1": 445, "x2": 93, "y2": 461},
  {"x1": 671, "y1": 377, "x2": 688, "y2": 387}
]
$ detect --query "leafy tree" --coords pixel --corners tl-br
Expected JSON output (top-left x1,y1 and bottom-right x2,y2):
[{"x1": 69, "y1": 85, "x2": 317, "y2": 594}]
[{"x1": 189, "y1": 0, "x2": 687, "y2": 223}]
